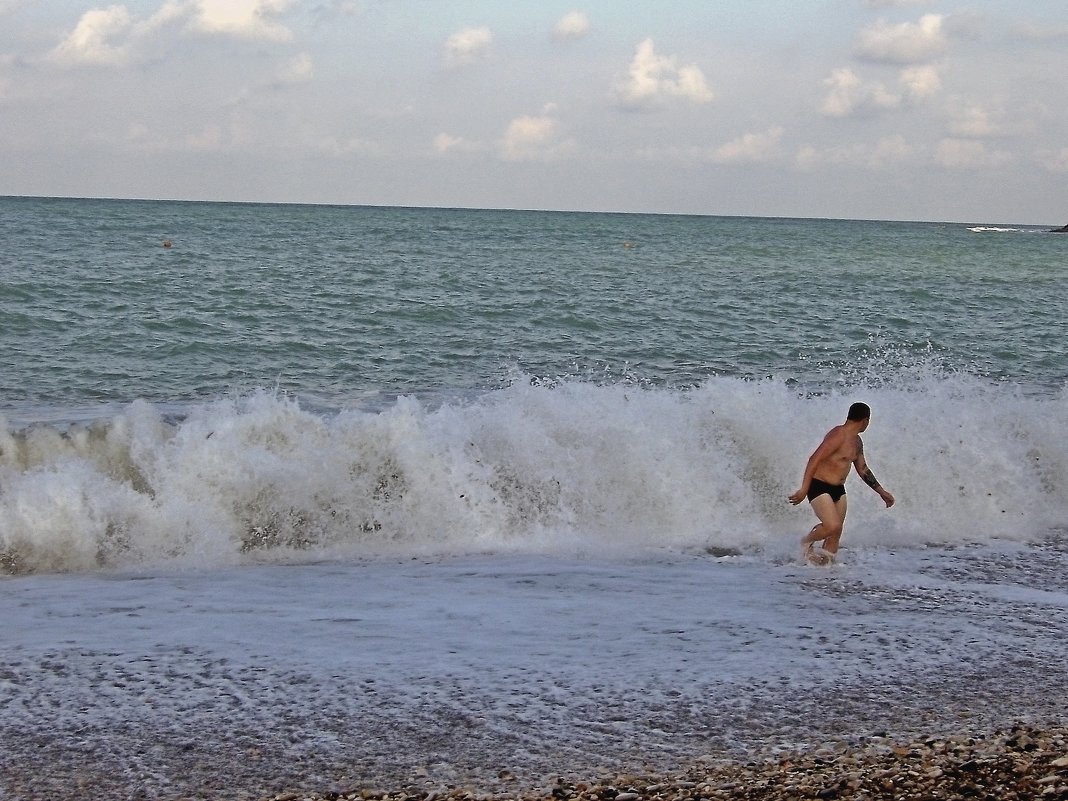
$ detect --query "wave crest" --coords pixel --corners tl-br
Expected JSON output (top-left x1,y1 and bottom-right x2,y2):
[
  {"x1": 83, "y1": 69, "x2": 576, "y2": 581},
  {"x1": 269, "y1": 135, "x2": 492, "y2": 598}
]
[{"x1": 3, "y1": 374, "x2": 1067, "y2": 575}]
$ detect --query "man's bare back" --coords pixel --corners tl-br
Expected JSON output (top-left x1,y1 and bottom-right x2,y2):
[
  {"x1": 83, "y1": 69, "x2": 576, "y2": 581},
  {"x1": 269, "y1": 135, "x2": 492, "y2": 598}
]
[{"x1": 810, "y1": 425, "x2": 862, "y2": 486}]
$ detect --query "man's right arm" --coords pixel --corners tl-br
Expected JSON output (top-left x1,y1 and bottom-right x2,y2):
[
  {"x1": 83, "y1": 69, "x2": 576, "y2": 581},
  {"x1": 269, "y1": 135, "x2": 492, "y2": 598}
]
[{"x1": 854, "y1": 446, "x2": 895, "y2": 508}]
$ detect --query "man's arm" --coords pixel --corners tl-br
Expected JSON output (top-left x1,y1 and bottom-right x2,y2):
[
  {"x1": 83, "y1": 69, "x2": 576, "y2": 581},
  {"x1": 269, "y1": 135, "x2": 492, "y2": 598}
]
[{"x1": 854, "y1": 441, "x2": 895, "y2": 508}]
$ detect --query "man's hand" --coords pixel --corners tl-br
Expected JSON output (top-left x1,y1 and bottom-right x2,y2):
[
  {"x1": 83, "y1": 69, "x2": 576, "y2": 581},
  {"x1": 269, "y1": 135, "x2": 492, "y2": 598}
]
[
  {"x1": 878, "y1": 488, "x2": 895, "y2": 508},
  {"x1": 788, "y1": 488, "x2": 806, "y2": 505}
]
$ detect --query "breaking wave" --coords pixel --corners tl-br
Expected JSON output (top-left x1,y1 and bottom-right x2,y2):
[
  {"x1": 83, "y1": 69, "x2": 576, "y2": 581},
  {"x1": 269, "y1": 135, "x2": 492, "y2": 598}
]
[{"x1": 2, "y1": 371, "x2": 1067, "y2": 575}]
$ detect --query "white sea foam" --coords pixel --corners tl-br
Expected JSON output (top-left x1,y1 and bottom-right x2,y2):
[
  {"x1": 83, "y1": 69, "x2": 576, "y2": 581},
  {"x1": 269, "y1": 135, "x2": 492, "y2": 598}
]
[
  {"x1": 965, "y1": 225, "x2": 1053, "y2": 234},
  {"x1": 2, "y1": 373, "x2": 1066, "y2": 575}
]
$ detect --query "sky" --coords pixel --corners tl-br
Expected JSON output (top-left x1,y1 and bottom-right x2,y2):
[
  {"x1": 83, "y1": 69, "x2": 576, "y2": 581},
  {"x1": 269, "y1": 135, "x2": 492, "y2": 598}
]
[{"x1": 1, "y1": 1, "x2": 1066, "y2": 223}]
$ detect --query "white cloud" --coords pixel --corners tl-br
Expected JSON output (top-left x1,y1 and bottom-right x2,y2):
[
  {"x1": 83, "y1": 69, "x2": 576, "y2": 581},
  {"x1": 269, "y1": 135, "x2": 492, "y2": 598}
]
[
  {"x1": 499, "y1": 108, "x2": 574, "y2": 162},
  {"x1": 899, "y1": 64, "x2": 940, "y2": 99},
  {"x1": 444, "y1": 26, "x2": 493, "y2": 68},
  {"x1": 820, "y1": 67, "x2": 898, "y2": 117},
  {"x1": 935, "y1": 138, "x2": 1013, "y2": 169},
  {"x1": 820, "y1": 64, "x2": 940, "y2": 117},
  {"x1": 187, "y1": 0, "x2": 294, "y2": 42},
  {"x1": 796, "y1": 135, "x2": 911, "y2": 171},
  {"x1": 553, "y1": 11, "x2": 590, "y2": 41},
  {"x1": 855, "y1": 13, "x2": 947, "y2": 64},
  {"x1": 142, "y1": 1, "x2": 192, "y2": 34},
  {"x1": 433, "y1": 132, "x2": 483, "y2": 155},
  {"x1": 434, "y1": 133, "x2": 463, "y2": 154},
  {"x1": 614, "y1": 38, "x2": 713, "y2": 109},
  {"x1": 711, "y1": 127, "x2": 785, "y2": 165},
  {"x1": 48, "y1": 5, "x2": 134, "y2": 67},
  {"x1": 821, "y1": 68, "x2": 861, "y2": 117},
  {"x1": 46, "y1": 1, "x2": 295, "y2": 68},
  {"x1": 947, "y1": 101, "x2": 1003, "y2": 138}
]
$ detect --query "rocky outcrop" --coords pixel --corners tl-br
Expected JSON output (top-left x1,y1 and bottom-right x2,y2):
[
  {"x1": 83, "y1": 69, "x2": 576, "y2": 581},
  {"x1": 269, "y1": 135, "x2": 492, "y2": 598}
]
[{"x1": 1052, "y1": 222, "x2": 1068, "y2": 232}]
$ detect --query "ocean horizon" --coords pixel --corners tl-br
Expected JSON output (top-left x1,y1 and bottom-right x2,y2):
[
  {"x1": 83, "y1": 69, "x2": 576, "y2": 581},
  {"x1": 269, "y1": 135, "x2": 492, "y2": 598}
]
[{"x1": 5, "y1": 192, "x2": 1064, "y2": 228}]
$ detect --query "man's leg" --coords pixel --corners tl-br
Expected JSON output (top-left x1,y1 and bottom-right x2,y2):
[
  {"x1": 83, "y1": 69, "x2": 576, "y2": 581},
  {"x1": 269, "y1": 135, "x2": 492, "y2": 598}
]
[
  {"x1": 801, "y1": 493, "x2": 846, "y2": 555},
  {"x1": 820, "y1": 494, "x2": 848, "y2": 555}
]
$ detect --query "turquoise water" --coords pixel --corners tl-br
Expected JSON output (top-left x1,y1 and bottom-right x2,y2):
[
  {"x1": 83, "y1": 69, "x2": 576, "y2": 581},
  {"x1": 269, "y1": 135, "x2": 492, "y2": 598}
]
[
  {"x1": 1, "y1": 196, "x2": 1067, "y2": 573},
  {"x1": 3, "y1": 196, "x2": 1065, "y2": 415}
]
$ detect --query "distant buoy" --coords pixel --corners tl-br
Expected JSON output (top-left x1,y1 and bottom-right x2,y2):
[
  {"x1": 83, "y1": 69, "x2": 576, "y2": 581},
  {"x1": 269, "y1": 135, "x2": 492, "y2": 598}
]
[{"x1": 162, "y1": 239, "x2": 173, "y2": 248}]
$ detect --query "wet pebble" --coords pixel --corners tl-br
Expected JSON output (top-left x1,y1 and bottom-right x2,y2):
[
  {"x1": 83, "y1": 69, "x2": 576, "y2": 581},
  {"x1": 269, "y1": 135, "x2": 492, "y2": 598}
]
[{"x1": 268, "y1": 722, "x2": 1068, "y2": 801}]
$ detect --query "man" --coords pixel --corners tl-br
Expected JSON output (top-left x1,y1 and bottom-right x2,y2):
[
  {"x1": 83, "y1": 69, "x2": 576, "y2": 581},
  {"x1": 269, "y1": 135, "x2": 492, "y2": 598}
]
[{"x1": 788, "y1": 402, "x2": 895, "y2": 564}]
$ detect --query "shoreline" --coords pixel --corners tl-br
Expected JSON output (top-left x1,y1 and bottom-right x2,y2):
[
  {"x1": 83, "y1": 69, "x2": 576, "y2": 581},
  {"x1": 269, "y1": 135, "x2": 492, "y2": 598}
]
[
  {"x1": 10, "y1": 722, "x2": 1062, "y2": 800},
  {"x1": 262, "y1": 723, "x2": 1068, "y2": 801}
]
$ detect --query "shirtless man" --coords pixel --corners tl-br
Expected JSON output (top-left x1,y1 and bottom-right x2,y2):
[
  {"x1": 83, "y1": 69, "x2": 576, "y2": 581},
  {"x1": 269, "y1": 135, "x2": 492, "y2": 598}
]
[{"x1": 788, "y1": 402, "x2": 895, "y2": 564}]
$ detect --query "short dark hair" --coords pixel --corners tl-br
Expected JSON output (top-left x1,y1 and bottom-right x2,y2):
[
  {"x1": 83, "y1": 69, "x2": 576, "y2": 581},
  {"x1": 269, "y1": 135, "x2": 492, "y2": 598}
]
[{"x1": 847, "y1": 402, "x2": 871, "y2": 421}]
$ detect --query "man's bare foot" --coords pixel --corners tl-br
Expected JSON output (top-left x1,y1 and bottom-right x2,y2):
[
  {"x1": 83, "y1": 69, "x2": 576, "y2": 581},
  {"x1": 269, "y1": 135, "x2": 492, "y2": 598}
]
[{"x1": 804, "y1": 544, "x2": 834, "y2": 566}]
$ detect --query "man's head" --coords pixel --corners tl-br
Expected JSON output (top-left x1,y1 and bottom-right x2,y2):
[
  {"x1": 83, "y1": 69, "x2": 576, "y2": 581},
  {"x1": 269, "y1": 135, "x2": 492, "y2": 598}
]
[{"x1": 845, "y1": 403, "x2": 871, "y2": 422}]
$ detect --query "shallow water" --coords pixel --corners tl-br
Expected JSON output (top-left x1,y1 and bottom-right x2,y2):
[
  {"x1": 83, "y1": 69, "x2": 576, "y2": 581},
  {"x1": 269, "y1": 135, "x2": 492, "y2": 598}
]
[{"x1": 3, "y1": 543, "x2": 1066, "y2": 798}]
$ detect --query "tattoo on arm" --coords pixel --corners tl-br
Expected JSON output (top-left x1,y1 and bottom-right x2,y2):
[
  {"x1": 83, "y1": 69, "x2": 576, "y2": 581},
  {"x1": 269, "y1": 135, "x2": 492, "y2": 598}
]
[{"x1": 861, "y1": 468, "x2": 880, "y2": 489}]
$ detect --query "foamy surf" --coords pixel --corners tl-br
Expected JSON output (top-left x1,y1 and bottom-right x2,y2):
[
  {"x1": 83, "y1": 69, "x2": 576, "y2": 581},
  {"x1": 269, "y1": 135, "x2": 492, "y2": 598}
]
[{"x1": 3, "y1": 372, "x2": 1066, "y2": 575}]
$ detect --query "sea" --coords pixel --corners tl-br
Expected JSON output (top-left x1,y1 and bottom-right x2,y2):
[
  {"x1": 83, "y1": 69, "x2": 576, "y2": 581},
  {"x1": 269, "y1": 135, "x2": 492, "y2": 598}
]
[{"x1": 1, "y1": 196, "x2": 1067, "y2": 800}]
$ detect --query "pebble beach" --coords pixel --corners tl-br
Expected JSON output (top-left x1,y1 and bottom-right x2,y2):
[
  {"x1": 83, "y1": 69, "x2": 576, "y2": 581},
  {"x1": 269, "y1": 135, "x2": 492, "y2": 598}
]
[
  {"x1": 6, "y1": 721, "x2": 1068, "y2": 800},
  {"x1": 263, "y1": 724, "x2": 1068, "y2": 801}
]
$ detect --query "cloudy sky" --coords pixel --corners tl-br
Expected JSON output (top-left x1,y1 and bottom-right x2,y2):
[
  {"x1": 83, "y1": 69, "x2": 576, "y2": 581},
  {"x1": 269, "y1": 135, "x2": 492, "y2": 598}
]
[{"x1": 1, "y1": 1, "x2": 1066, "y2": 223}]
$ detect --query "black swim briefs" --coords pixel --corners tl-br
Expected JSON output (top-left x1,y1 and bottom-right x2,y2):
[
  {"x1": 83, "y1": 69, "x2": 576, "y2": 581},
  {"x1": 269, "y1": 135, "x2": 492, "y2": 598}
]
[{"x1": 807, "y1": 477, "x2": 846, "y2": 503}]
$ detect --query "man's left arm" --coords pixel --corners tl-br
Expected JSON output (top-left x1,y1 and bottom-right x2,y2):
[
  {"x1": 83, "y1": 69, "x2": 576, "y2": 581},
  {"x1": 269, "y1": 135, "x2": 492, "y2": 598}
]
[{"x1": 855, "y1": 441, "x2": 895, "y2": 508}]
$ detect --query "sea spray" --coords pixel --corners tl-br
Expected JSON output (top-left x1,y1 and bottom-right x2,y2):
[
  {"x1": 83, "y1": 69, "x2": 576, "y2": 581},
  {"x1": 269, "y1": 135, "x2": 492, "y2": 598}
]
[{"x1": 2, "y1": 373, "x2": 1066, "y2": 575}]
